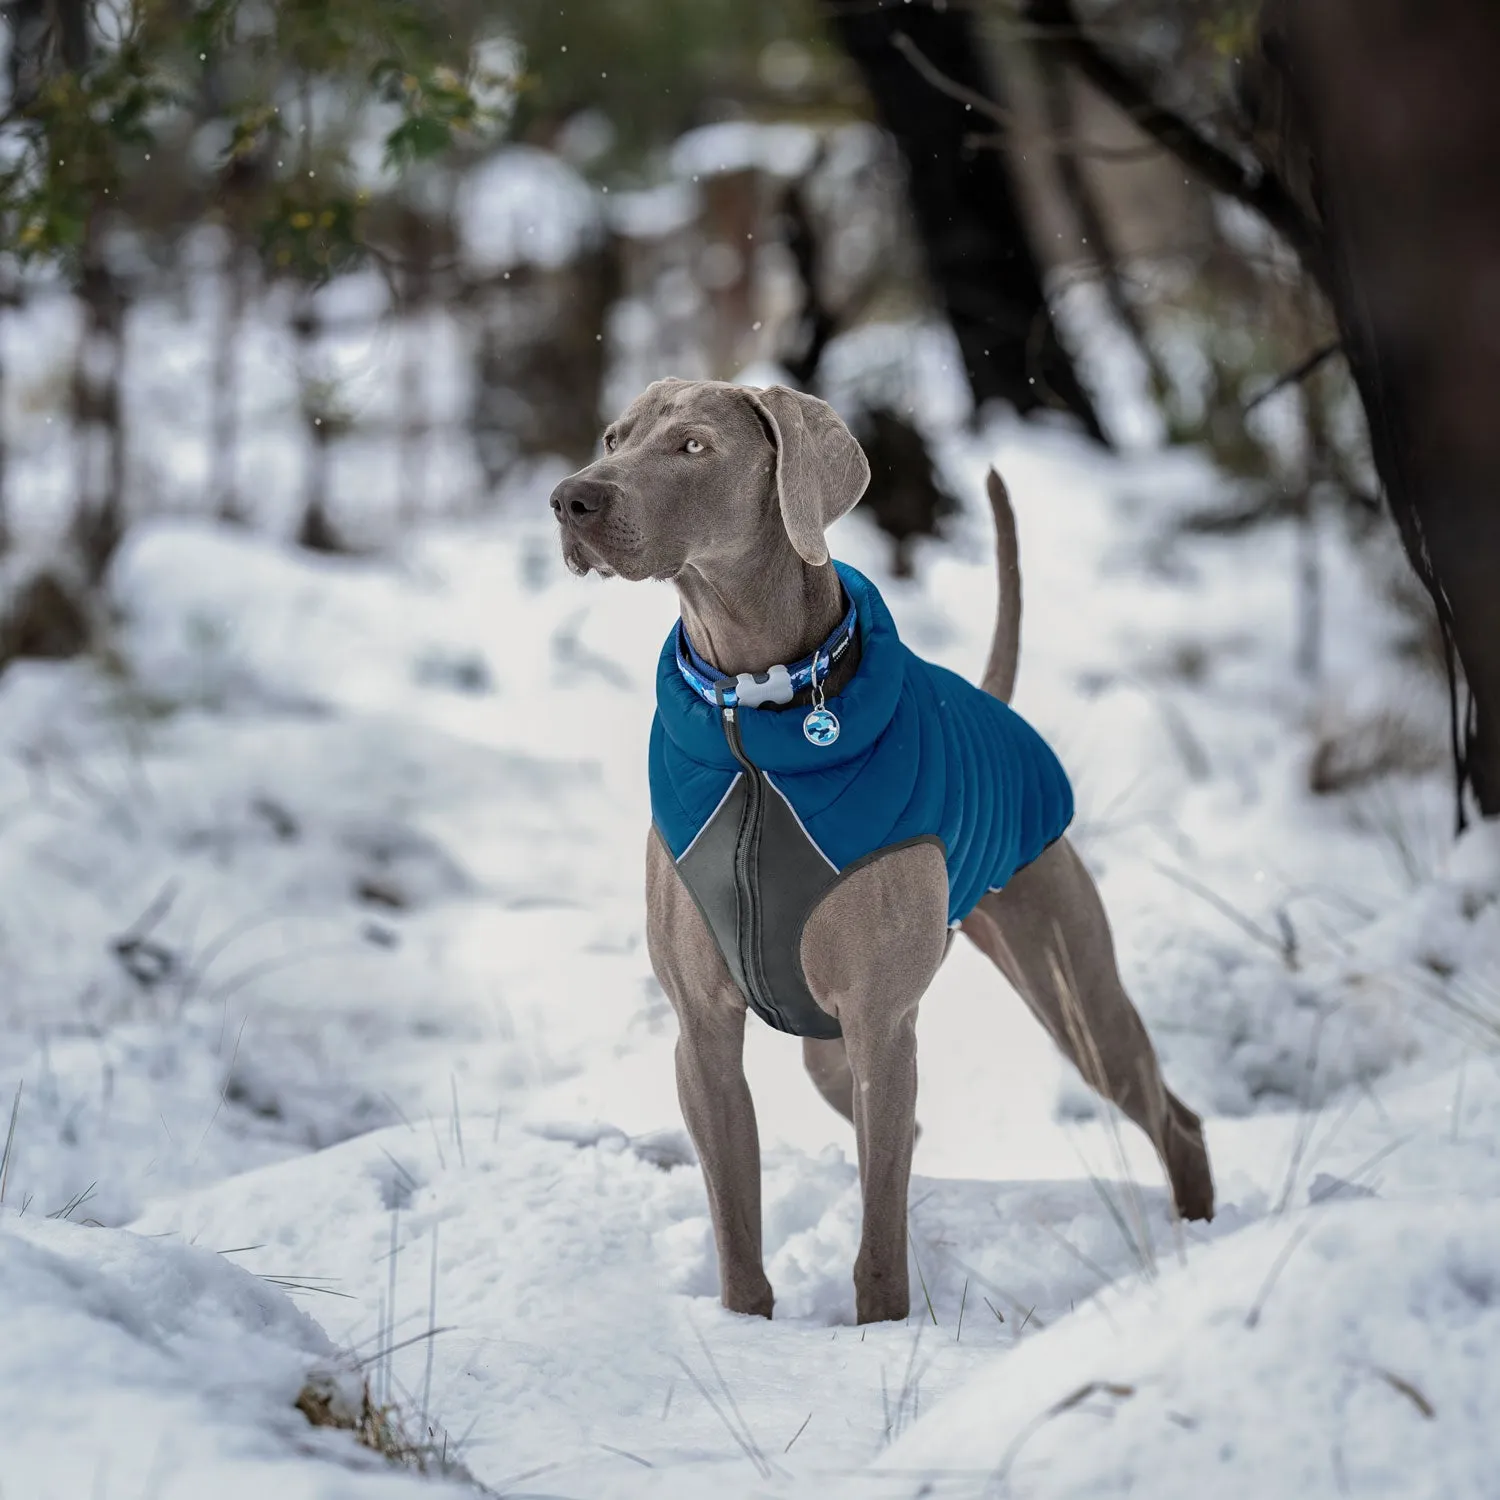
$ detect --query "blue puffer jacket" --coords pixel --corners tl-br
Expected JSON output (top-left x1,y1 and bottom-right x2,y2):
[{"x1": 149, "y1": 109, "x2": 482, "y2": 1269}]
[{"x1": 649, "y1": 562, "x2": 1074, "y2": 1037}]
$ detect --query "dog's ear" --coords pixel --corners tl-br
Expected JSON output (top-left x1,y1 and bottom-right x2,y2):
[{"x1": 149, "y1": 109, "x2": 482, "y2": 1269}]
[{"x1": 747, "y1": 385, "x2": 870, "y2": 566}]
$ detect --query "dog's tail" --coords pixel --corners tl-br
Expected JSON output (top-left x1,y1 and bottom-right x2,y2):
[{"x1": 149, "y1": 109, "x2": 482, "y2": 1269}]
[{"x1": 979, "y1": 467, "x2": 1021, "y2": 704}]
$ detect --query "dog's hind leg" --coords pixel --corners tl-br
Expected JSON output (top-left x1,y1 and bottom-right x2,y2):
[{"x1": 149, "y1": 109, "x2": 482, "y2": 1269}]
[
  {"x1": 647, "y1": 831, "x2": 774, "y2": 1318},
  {"x1": 803, "y1": 1037, "x2": 856, "y2": 1125},
  {"x1": 802, "y1": 841, "x2": 950, "y2": 1324},
  {"x1": 961, "y1": 837, "x2": 1215, "y2": 1222}
]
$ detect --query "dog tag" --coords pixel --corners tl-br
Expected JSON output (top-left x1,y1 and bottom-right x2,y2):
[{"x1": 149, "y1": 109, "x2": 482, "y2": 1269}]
[{"x1": 802, "y1": 707, "x2": 840, "y2": 747}]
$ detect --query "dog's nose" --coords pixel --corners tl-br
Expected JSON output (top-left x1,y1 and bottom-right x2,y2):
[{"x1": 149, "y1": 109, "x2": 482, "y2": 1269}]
[{"x1": 550, "y1": 476, "x2": 612, "y2": 524}]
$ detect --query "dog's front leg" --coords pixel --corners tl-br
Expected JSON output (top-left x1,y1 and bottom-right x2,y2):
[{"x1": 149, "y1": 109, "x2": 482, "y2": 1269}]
[
  {"x1": 843, "y1": 1001, "x2": 920, "y2": 1323},
  {"x1": 803, "y1": 843, "x2": 949, "y2": 1325},
  {"x1": 646, "y1": 833, "x2": 773, "y2": 1318}
]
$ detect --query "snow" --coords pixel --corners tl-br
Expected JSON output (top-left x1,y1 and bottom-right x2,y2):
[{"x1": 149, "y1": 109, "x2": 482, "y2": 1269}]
[
  {"x1": 0, "y1": 1209, "x2": 439, "y2": 1498},
  {"x1": 454, "y1": 146, "x2": 605, "y2": 274},
  {"x1": 669, "y1": 121, "x2": 820, "y2": 182},
  {"x1": 2, "y1": 325, "x2": 1498, "y2": 1495},
  {"x1": 876, "y1": 1065, "x2": 1500, "y2": 1499}
]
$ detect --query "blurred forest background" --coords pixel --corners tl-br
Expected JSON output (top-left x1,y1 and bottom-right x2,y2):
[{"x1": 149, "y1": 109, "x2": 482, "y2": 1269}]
[{"x1": 0, "y1": 0, "x2": 1494, "y2": 822}]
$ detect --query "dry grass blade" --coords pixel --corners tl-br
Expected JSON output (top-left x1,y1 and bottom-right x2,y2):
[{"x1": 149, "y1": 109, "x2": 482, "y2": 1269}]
[
  {"x1": 1246, "y1": 1133, "x2": 1413, "y2": 1328},
  {"x1": 194, "y1": 1013, "x2": 250, "y2": 1162},
  {"x1": 1403, "y1": 966, "x2": 1500, "y2": 1051},
  {"x1": 1050, "y1": 934, "x2": 1155, "y2": 1278},
  {"x1": 784, "y1": 1412, "x2": 813, "y2": 1452},
  {"x1": 378, "y1": 1146, "x2": 419, "y2": 1195},
  {"x1": 209, "y1": 942, "x2": 353, "y2": 1050},
  {"x1": 420, "y1": 1222, "x2": 440, "y2": 1427},
  {"x1": 672, "y1": 1353, "x2": 772, "y2": 1480},
  {"x1": 909, "y1": 1230, "x2": 939, "y2": 1326},
  {"x1": 260, "y1": 1274, "x2": 357, "y2": 1300},
  {"x1": 883, "y1": 1327, "x2": 936, "y2": 1445},
  {"x1": 356, "y1": 1325, "x2": 457, "y2": 1367},
  {"x1": 296, "y1": 1367, "x2": 489, "y2": 1489},
  {"x1": 384, "y1": 1208, "x2": 401, "y2": 1408},
  {"x1": 1151, "y1": 860, "x2": 1298, "y2": 968},
  {"x1": 1370, "y1": 1366, "x2": 1435, "y2": 1419},
  {"x1": 598, "y1": 1442, "x2": 653, "y2": 1468},
  {"x1": 692, "y1": 1321, "x2": 776, "y2": 1477},
  {"x1": 0, "y1": 1079, "x2": 22, "y2": 1207},
  {"x1": 48, "y1": 1181, "x2": 98, "y2": 1222},
  {"x1": 450, "y1": 1074, "x2": 466, "y2": 1169},
  {"x1": 1274, "y1": 1012, "x2": 1329, "y2": 1215},
  {"x1": 990, "y1": 1380, "x2": 1136, "y2": 1493}
]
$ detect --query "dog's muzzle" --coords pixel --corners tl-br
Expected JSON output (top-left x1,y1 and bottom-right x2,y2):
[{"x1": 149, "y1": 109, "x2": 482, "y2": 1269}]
[{"x1": 549, "y1": 475, "x2": 615, "y2": 530}]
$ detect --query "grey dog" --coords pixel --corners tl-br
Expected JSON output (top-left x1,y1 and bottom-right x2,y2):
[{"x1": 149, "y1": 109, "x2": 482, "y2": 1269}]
[{"x1": 550, "y1": 378, "x2": 1213, "y2": 1325}]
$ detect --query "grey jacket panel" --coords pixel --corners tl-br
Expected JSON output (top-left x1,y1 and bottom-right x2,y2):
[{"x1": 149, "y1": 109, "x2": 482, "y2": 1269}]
[{"x1": 674, "y1": 775, "x2": 844, "y2": 1039}]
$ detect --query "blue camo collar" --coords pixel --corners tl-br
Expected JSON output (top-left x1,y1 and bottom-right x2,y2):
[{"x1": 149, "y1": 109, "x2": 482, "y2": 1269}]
[
  {"x1": 654, "y1": 562, "x2": 908, "y2": 774},
  {"x1": 674, "y1": 589, "x2": 858, "y2": 709}
]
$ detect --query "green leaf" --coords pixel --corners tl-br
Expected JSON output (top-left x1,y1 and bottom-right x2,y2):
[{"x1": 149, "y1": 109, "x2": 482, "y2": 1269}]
[{"x1": 382, "y1": 114, "x2": 452, "y2": 171}]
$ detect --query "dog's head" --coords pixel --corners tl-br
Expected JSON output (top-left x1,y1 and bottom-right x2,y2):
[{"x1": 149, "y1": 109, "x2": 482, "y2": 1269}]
[{"x1": 549, "y1": 378, "x2": 870, "y2": 582}]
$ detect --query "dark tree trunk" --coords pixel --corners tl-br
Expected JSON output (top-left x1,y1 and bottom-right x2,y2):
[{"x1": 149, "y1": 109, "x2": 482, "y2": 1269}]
[
  {"x1": 1251, "y1": 0, "x2": 1500, "y2": 820},
  {"x1": 67, "y1": 220, "x2": 128, "y2": 586},
  {"x1": 293, "y1": 293, "x2": 341, "y2": 553},
  {"x1": 5, "y1": 0, "x2": 50, "y2": 114},
  {"x1": 823, "y1": 0, "x2": 1106, "y2": 442},
  {"x1": 0, "y1": 277, "x2": 12, "y2": 556}
]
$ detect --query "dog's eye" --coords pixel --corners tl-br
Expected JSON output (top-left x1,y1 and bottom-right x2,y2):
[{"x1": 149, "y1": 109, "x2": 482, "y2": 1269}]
[
  {"x1": 603, "y1": 433, "x2": 617, "y2": 452},
  {"x1": 683, "y1": 438, "x2": 705, "y2": 454}
]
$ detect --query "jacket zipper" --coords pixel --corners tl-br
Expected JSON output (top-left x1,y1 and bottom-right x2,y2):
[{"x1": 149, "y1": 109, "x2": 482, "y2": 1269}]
[{"x1": 718, "y1": 704, "x2": 784, "y2": 1029}]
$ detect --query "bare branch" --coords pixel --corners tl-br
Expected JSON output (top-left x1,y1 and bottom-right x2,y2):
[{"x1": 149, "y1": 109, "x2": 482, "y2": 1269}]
[
  {"x1": 1244, "y1": 341, "x2": 1343, "y2": 414},
  {"x1": 892, "y1": 30, "x2": 1163, "y2": 163},
  {"x1": 1022, "y1": 0, "x2": 1327, "y2": 285}
]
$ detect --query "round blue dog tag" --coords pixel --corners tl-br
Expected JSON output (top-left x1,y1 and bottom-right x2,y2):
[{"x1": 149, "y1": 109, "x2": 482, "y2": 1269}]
[{"x1": 802, "y1": 707, "x2": 840, "y2": 747}]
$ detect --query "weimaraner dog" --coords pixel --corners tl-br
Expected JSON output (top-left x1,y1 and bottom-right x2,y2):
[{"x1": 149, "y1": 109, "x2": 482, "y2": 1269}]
[{"x1": 550, "y1": 378, "x2": 1213, "y2": 1325}]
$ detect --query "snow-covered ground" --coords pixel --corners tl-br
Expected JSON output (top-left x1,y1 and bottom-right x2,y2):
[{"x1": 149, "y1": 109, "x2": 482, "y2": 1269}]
[{"x1": 3, "y1": 379, "x2": 1498, "y2": 1498}]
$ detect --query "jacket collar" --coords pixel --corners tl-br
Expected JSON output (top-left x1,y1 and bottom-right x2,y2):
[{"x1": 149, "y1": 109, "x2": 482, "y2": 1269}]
[
  {"x1": 673, "y1": 589, "x2": 858, "y2": 710},
  {"x1": 655, "y1": 562, "x2": 906, "y2": 774}
]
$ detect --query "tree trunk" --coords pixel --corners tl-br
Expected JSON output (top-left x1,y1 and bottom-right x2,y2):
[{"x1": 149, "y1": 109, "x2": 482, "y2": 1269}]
[
  {"x1": 210, "y1": 236, "x2": 248, "y2": 524},
  {"x1": 0, "y1": 278, "x2": 12, "y2": 556},
  {"x1": 1251, "y1": 0, "x2": 1500, "y2": 820},
  {"x1": 67, "y1": 220, "x2": 128, "y2": 585},
  {"x1": 293, "y1": 292, "x2": 341, "y2": 553},
  {"x1": 1034, "y1": 52, "x2": 1171, "y2": 412},
  {"x1": 823, "y1": 0, "x2": 1106, "y2": 442}
]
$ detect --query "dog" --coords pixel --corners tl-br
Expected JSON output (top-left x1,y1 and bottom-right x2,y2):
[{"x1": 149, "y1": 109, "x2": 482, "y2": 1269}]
[{"x1": 550, "y1": 378, "x2": 1214, "y2": 1325}]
